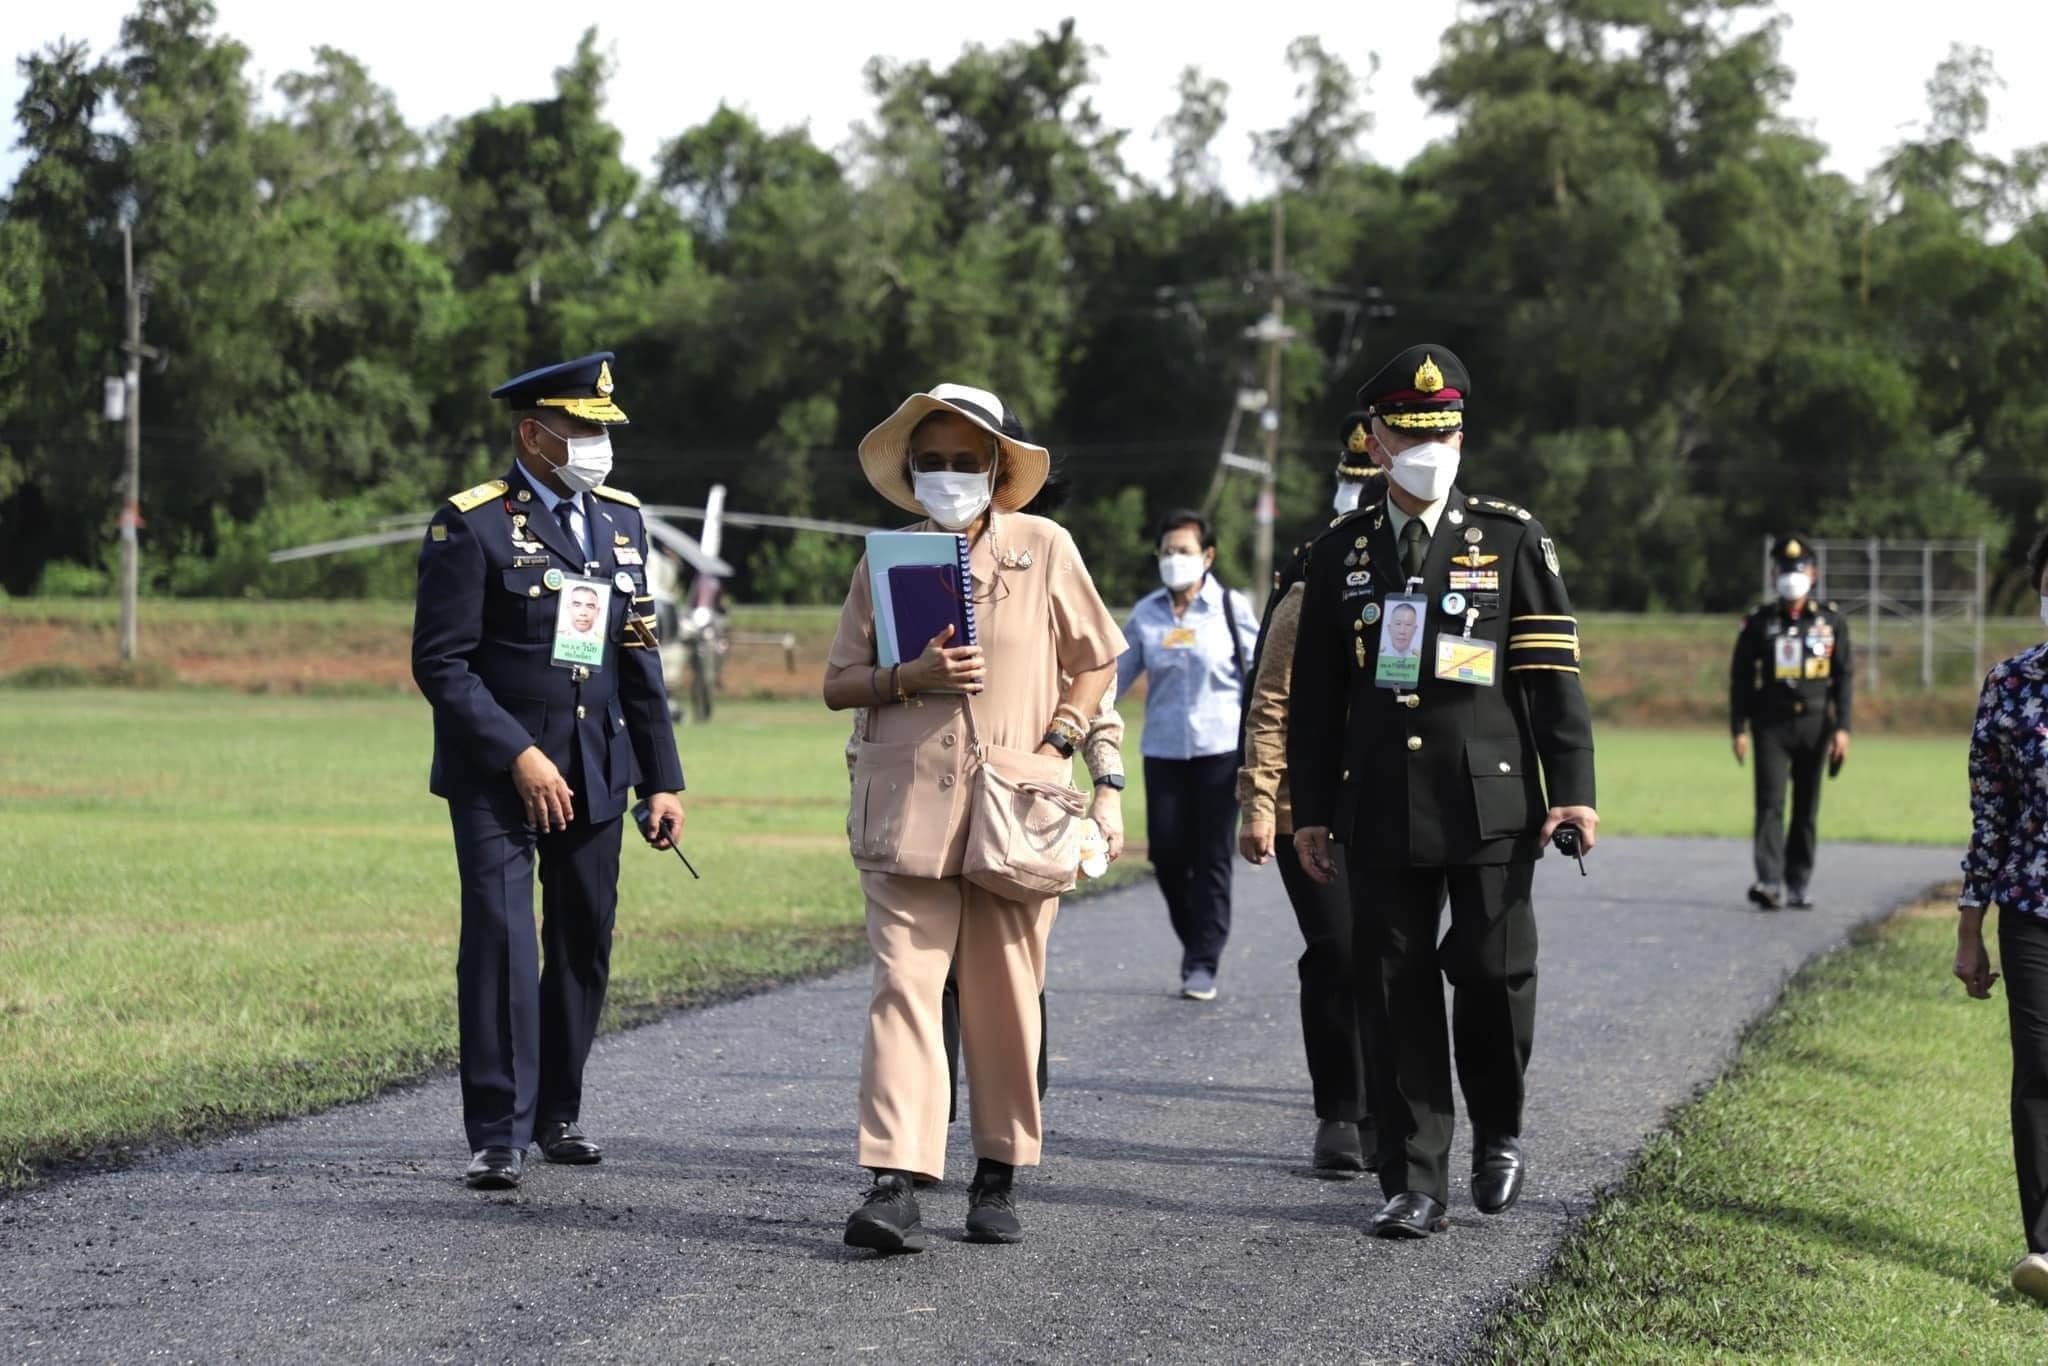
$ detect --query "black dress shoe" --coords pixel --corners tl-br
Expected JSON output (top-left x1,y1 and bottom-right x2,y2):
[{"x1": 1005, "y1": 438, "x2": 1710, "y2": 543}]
[
  {"x1": 1372, "y1": 1191, "x2": 1450, "y2": 1239},
  {"x1": 844, "y1": 1172, "x2": 929, "y2": 1254},
  {"x1": 538, "y1": 1121, "x2": 603, "y2": 1165},
  {"x1": 1312, "y1": 1119, "x2": 1366, "y2": 1178},
  {"x1": 464, "y1": 1146, "x2": 523, "y2": 1190},
  {"x1": 1472, "y1": 1135, "x2": 1525, "y2": 1214},
  {"x1": 964, "y1": 1159, "x2": 1024, "y2": 1244},
  {"x1": 1748, "y1": 882, "x2": 1783, "y2": 910}
]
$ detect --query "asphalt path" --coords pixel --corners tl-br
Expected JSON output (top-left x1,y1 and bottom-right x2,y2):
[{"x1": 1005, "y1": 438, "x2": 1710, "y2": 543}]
[{"x1": 0, "y1": 838, "x2": 1956, "y2": 1365}]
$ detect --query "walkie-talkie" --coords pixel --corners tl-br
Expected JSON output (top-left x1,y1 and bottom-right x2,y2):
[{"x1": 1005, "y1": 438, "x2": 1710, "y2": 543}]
[
  {"x1": 1552, "y1": 822, "x2": 1588, "y2": 876},
  {"x1": 632, "y1": 798, "x2": 700, "y2": 879}
]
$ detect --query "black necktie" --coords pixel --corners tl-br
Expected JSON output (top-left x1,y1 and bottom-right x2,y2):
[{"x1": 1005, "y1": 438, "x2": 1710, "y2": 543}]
[
  {"x1": 1400, "y1": 519, "x2": 1429, "y2": 580},
  {"x1": 555, "y1": 499, "x2": 583, "y2": 561}
]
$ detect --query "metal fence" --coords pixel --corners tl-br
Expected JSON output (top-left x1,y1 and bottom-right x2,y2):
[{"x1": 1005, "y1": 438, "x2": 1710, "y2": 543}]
[{"x1": 1760, "y1": 537, "x2": 1985, "y2": 693}]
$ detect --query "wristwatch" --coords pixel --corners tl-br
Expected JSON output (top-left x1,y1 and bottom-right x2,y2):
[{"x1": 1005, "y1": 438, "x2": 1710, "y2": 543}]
[
  {"x1": 1092, "y1": 773, "x2": 1126, "y2": 791},
  {"x1": 1042, "y1": 730, "x2": 1078, "y2": 759}
]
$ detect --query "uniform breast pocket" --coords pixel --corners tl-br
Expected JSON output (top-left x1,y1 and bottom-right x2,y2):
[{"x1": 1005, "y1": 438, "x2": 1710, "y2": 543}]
[
  {"x1": 500, "y1": 568, "x2": 554, "y2": 639},
  {"x1": 1466, "y1": 737, "x2": 1537, "y2": 840}
]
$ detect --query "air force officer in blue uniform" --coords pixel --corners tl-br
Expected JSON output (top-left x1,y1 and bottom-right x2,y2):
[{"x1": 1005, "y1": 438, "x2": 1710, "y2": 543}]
[{"x1": 412, "y1": 353, "x2": 686, "y2": 1189}]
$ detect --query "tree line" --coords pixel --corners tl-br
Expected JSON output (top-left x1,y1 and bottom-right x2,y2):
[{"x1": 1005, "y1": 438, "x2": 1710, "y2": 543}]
[{"x1": 3, "y1": 0, "x2": 2045, "y2": 611}]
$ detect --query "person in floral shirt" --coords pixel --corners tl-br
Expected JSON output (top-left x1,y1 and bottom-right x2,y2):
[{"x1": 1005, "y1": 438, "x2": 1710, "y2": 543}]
[{"x1": 1958, "y1": 528, "x2": 2048, "y2": 1306}]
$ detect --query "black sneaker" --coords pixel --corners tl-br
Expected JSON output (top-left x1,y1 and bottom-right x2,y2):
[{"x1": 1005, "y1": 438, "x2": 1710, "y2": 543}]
[
  {"x1": 964, "y1": 1160, "x2": 1024, "y2": 1244},
  {"x1": 1748, "y1": 882, "x2": 1783, "y2": 911},
  {"x1": 844, "y1": 1172, "x2": 929, "y2": 1253},
  {"x1": 1787, "y1": 888, "x2": 1814, "y2": 909}
]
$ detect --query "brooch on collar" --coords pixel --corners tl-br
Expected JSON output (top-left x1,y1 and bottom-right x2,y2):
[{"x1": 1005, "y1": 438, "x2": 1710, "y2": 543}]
[{"x1": 999, "y1": 547, "x2": 1034, "y2": 570}]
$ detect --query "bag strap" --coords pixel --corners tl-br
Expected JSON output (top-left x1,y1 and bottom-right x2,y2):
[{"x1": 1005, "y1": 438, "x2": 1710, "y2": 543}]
[
  {"x1": 1218, "y1": 578, "x2": 1251, "y2": 682},
  {"x1": 961, "y1": 690, "x2": 985, "y2": 757}
]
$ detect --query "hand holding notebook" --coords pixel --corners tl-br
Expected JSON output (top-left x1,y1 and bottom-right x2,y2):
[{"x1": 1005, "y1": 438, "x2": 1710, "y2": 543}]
[{"x1": 867, "y1": 531, "x2": 983, "y2": 693}]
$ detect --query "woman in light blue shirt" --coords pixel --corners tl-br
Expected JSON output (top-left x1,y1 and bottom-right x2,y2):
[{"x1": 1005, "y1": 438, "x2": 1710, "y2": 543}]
[{"x1": 1118, "y1": 509, "x2": 1260, "y2": 1000}]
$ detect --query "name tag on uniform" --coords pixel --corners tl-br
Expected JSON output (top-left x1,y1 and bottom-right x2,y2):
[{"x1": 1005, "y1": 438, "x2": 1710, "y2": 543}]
[
  {"x1": 1374, "y1": 592, "x2": 1426, "y2": 689},
  {"x1": 1773, "y1": 634, "x2": 1803, "y2": 680},
  {"x1": 1435, "y1": 635, "x2": 1499, "y2": 687},
  {"x1": 551, "y1": 575, "x2": 612, "y2": 671},
  {"x1": 1164, "y1": 626, "x2": 1197, "y2": 649}
]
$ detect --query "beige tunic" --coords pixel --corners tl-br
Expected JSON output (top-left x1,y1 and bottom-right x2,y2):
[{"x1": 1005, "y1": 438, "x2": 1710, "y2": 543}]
[{"x1": 830, "y1": 512, "x2": 1127, "y2": 879}]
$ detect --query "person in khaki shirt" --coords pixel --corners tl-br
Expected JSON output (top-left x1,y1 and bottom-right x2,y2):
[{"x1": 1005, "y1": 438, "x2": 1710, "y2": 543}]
[
  {"x1": 1239, "y1": 416, "x2": 1381, "y2": 1176},
  {"x1": 823, "y1": 384, "x2": 1126, "y2": 1253}
]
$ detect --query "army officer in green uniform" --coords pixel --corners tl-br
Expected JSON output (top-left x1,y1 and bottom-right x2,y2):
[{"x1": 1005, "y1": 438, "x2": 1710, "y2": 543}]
[
  {"x1": 1729, "y1": 534, "x2": 1853, "y2": 909},
  {"x1": 1288, "y1": 344, "x2": 1597, "y2": 1239}
]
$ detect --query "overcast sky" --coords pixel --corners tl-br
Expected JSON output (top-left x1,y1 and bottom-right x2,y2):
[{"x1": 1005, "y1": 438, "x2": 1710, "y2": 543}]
[{"x1": 4, "y1": 0, "x2": 2047, "y2": 201}]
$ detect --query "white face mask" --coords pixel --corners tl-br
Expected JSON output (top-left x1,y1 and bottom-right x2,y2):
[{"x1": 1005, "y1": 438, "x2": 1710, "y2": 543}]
[
  {"x1": 536, "y1": 423, "x2": 614, "y2": 495},
  {"x1": 913, "y1": 470, "x2": 993, "y2": 530},
  {"x1": 1332, "y1": 481, "x2": 1364, "y2": 516},
  {"x1": 1387, "y1": 440, "x2": 1460, "y2": 504},
  {"x1": 1776, "y1": 570, "x2": 1812, "y2": 602},
  {"x1": 1159, "y1": 553, "x2": 1207, "y2": 592}
]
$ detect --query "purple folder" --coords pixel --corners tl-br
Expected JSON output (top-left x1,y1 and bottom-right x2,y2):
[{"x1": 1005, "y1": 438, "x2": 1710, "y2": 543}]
[{"x1": 887, "y1": 564, "x2": 972, "y2": 663}]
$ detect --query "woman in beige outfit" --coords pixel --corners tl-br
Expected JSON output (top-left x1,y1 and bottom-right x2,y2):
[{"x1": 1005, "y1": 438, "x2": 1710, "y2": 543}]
[{"x1": 823, "y1": 384, "x2": 1125, "y2": 1252}]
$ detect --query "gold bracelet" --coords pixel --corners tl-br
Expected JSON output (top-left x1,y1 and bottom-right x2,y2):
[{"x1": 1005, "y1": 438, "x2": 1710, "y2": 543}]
[{"x1": 893, "y1": 666, "x2": 913, "y2": 704}]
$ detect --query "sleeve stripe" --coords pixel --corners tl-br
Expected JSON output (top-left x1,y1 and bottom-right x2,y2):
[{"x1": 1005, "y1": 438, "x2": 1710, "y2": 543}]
[
  {"x1": 1508, "y1": 663, "x2": 1581, "y2": 674},
  {"x1": 1510, "y1": 615, "x2": 1577, "y2": 625},
  {"x1": 1508, "y1": 636, "x2": 1579, "y2": 648}
]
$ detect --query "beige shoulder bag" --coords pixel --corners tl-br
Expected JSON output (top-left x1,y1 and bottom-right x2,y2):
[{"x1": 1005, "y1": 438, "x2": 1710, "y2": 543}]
[{"x1": 960, "y1": 695, "x2": 1088, "y2": 901}]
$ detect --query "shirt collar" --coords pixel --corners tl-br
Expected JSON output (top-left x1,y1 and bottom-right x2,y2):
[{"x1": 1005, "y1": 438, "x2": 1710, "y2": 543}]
[
  {"x1": 515, "y1": 463, "x2": 581, "y2": 518},
  {"x1": 1386, "y1": 495, "x2": 1448, "y2": 540}
]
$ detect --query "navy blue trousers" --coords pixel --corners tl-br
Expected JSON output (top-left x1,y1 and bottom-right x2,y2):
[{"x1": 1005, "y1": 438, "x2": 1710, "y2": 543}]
[{"x1": 449, "y1": 780, "x2": 622, "y2": 1152}]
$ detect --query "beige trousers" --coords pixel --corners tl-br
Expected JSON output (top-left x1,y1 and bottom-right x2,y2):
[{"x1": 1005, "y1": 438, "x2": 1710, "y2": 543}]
[{"x1": 857, "y1": 871, "x2": 1059, "y2": 1180}]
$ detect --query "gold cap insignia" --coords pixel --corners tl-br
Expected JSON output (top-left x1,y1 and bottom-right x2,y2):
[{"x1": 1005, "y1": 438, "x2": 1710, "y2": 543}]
[
  {"x1": 1415, "y1": 355, "x2": 1445, "y2": 394},
  {"x1": 1346, "y1": 423, "x2": 1369, "y2": 454},
  {"x1": 596, "y1": 360, "x2": 615, "y2": 397},
  {"x1": 1785, "y1": 539, "x2": 1802, "y2": 557}
]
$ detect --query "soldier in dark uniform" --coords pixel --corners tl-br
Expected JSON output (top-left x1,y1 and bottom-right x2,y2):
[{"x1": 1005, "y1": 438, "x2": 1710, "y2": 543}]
[
  {"x1": 1237, "y1": 413, "x2": 1384, "y2": 1174},
  {"x1": 1729, "y1": 535, "x2": 1853, "y2": 910},
  {"x1": 1287, "y1": 344, "x2": 1597, "y2": 1238},
  {"x1": 412, "y1": 352, "x2": 687, "y2": 1190}
]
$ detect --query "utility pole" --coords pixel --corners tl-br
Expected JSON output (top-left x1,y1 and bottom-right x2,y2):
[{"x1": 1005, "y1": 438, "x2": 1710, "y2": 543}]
[
  {"x1": 116, "y1": 223, "x2": 158, "y2": 665},
  {"x1": 1251, "y1": 195, "x2": 1287, "y2": 596}
]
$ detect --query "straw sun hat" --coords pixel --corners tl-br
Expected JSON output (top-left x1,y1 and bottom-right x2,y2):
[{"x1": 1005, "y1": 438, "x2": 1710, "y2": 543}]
[{"x1": 856, "y1": 383, "x2": 1050, "y2": 516}]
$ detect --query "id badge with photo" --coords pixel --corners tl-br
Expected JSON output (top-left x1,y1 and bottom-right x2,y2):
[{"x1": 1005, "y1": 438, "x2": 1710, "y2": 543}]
[
  {"x1": 1434, "y1": 634, "x2": 1499, "y2": 687},
  {"x1": 551, "y1": 575, "x2": 613, "y2": 671},
  {"x1": 1374, "y1": 593, "x2": 1427, "y2": 689},
  {"x1": 1773, "y1": 633, "x2": 1803, "y2": 681}
]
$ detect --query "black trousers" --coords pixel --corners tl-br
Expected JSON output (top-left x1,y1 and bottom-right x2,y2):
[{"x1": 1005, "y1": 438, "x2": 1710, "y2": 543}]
[
  {"x1": 1352, "y1": 862, "x2": 1537, "y2": 1205},
  {"x1": 448, "y1": 780, "x2": 622, "y2": 1152},
  {"x1": 1277, "y1": 843, "x2": 1370, "y2": 1122},
  {"x1": 1144, "y1": 753, "x2": 1242, "y2": 976},
  {"x1": 2003, "y1": 911, "x2": 2048, "y2": 1254},
  {"x1": 945, "y1": 976, "x2": 1047, "y2": 1124},
  {"x1": 1752, "y1": 714, "x2": 1830, "y2": 892}
]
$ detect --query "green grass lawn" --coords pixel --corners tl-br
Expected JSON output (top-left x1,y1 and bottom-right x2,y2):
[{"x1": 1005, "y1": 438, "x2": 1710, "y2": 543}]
[
  {"x1": 1480, "y1": 905, "x2": 2044, "y2": 1360},
  {"x1": 0, "y1": 692, "x2": 1967, "y2": 1187}
]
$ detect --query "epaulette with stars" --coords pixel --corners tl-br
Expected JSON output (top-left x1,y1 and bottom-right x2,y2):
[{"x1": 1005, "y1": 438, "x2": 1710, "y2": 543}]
[
  {"x1": 1466, "y1": 496, "x2": 1534, "y2": 523},
  {"x1": 1314, "y1": 506, "x2": 1375, "y2": 541},
  {"x1": 446, "y1": 479, "x2": 508, "y2": 513}
]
